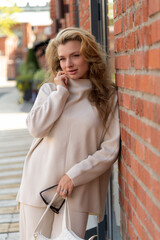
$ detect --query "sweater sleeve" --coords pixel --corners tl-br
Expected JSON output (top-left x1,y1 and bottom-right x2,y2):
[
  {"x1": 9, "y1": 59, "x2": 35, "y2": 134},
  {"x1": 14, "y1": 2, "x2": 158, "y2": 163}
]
[
  {"x1": 26, "y1": 83, "x2": 69, "y2": 138},
  {"x1": 66, "y1": 96, "x2": 120, "y2": 187}
]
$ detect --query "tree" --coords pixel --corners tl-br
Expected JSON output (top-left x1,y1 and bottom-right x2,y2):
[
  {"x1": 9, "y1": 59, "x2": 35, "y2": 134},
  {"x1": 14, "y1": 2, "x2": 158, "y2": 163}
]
[{"x1": 0, "y1": 1, "x2": 21, "y2": 36}]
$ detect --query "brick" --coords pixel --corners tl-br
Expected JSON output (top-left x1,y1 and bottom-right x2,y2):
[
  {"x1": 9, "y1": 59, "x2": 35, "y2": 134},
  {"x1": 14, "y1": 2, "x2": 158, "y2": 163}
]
[
  {"x1": 130, "y1": 54, "x2": 134, "y2": 67},
  {"x1": 145, "y1": 25, "x2": 152, "y2": 46},
  {"x1": 130, "y1": 115, "x2": 136, "y2": 133},
  {"x1": 119, "y1": 109, "x2": 130, "y2": 127},
  {"x1": 135, "y1": 139, "x2": 145, "y2": 161},
  {"x1": 149, "y1": 0, "x2": 160, "y2": 16},
  {"x1": 145, "y1": 147, "x2": 160, "y2": 177},
  {"x1": 135, "y1": 97, "x2": 144, "y2": 117},
  {"x1": 135, "y1": 27, "x2": 145, "y2": 48},
  {"x1": 116, "y1": 37, "x2": 125, "y2": 52},
  {"x1": 154, "y1": 75, "x2": 160, "y2": 97},
  {"x1": 126, "y1": 163, "x2": 134, "y2": 189},
  {"x1": 114, "y1": 18, "x2": 122, "y2": 35},
  {"x1": 150, "y1": 126, "x2": 160, "y2": 150},
  {"x1": 127, "y1": 217, "x2": 138, "y2": 239},
  {"x1": 142, "y1": 0, "x2": 149, "y2": 22},
  {"x1": 135, "y1": 75, "x2": 150, "y2": 94},
  {"x1": 142, "y1": 228, "x2": 151, "y2": 240},
  {"x1": 125, "y1": 164, "x2": 154, "y2": 218},
  {"x1": 138, "y1": 164, "x2": 153, "y2": 191},
  {"x1": 127, "y1": 111, "x2": 160, "y2": 151},
  {"x1": 151, "y1": 19, "x2": 160, "y2": 44},
  {"x1": 121, "y1": 127, "x2": 136, "y2": 153},
  {"x1": 127, "y1": 0, "x2": 134, "y2": 9},
  {"x1": 122, "y1": 145, "x2": 131, "y2": 167},
  {"x1": 83, "y1": 19, "x2": 91, "y2": 31},
  {"x1": 84, "y1": 0, "x2": 90, "y2": 11},
  {"x1": 134, "y1": 6, "x2": 143, "y2": 26},
  {"x1": 122, "y1": 0, "x2": 127, "y2": 12},
  {"x1": 116, "y1": 73, "x2": 124, "y2": 87},
  {"x1": 134, "y1": 51, "x2": 144, "y2": 69},
  {"x1": 129, "y1": 11, "x2": 134, "y2": 29},
  {"x1": 113, "y1": 3, "x2": 117, "y2": 18},
  {"x1": 123, "y1": 14, "x2": 128, "y2": 32},
  {"x1": 115, "y1": 55, "x2": 130, "y2": 69},
  {"x1": 143, "y1": 100, "x2": 160, "y2": 124},
  {"x1": 148, "y1": 48, "x2": 160, "y2": 69},
  {"x1": 122, "y1": 93, "x2": 130, "y2": 109},
  {"x1": 153, "y1": 178, "x2": 160, "y2": 202},
  {"x1": 119, "y1": 159, "x2": 127, "y2": 185},
  {"x1": 152, "y1": 202, "x2": 160, "y2": 227},
  {"x1": 124, "y1": 74, "x2": 136, "y2": 90},
  {"x1": 126, "y1": 32, "x2": 135, "y2": 50},
  {"x1": 130, "y1": 181, "x2": 160, "y2": 239},
  {"x1": 117, "y1": 0, "x2": 122, "y2": 16}
]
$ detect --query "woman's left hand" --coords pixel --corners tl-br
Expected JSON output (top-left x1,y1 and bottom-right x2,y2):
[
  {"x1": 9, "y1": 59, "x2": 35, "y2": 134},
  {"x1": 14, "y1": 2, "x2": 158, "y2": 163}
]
[{"x1": 57, "y1": 174, "x2": 74, "y2": 199}]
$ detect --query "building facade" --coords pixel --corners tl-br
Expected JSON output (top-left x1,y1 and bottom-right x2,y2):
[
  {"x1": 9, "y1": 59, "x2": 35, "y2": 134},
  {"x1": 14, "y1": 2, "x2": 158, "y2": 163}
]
[{"x1": 114, "y1": 0, "x2": 160, "y2": 239}]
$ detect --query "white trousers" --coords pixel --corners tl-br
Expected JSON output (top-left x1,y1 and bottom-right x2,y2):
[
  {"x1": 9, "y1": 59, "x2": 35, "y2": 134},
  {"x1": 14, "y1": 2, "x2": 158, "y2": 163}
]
[{"x1": 19, "y1": 203, "x2": 88, "y2": 240}]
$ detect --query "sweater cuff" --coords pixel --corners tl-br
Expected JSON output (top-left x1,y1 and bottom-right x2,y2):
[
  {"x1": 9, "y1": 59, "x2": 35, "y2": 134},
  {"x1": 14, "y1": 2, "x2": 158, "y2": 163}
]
[
  {"x1": 57, "y1": 85, "x2": 69, "y2": 95},
  {"x1": 66, "y1": 169, "x2": 80, "y2": 187},
  {"x1": 65, "y1": 173, "x2": 75, "y2": 187}
]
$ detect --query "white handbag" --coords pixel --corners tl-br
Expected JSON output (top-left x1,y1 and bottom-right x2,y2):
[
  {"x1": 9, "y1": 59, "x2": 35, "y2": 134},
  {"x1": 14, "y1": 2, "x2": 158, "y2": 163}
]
[{"x1": 32, "y1": 193, "x2": 97, "y2": 240}]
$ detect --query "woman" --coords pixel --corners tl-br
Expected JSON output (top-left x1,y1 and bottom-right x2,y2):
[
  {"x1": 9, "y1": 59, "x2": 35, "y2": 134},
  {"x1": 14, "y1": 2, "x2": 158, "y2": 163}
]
[{"x1": 17, "y1": 27, "x2": 120, "y2": 239}]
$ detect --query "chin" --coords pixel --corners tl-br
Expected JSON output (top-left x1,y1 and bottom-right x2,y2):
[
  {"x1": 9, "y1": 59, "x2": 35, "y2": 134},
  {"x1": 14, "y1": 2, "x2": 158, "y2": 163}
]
[{"x1": 69, "y1": 75, "x2": 79, "y2": 80}]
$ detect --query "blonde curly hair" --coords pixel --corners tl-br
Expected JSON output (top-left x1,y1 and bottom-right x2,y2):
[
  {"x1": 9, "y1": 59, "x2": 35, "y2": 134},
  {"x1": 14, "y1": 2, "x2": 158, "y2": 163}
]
[{"x1": 45, "y1": 27, "x2": 116, "y2": 126}]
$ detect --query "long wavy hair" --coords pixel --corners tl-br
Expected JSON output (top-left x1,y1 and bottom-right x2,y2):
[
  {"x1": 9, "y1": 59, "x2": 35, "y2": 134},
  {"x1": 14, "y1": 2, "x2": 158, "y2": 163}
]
[{"x1": 45, "y1": 27, "x2": 116, "y2": 126}]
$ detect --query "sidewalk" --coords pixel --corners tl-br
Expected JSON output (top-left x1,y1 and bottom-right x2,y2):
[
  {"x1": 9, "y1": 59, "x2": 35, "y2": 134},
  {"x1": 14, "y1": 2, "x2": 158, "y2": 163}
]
[{"x1": 0, "y1": 81, "x2": 33, "y2": 240}]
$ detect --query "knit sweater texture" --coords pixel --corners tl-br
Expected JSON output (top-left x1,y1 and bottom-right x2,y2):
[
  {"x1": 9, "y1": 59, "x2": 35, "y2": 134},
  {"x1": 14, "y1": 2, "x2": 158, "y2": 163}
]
[{"x1": 17, "y1": 78, "x2": 120, "y2": 221}]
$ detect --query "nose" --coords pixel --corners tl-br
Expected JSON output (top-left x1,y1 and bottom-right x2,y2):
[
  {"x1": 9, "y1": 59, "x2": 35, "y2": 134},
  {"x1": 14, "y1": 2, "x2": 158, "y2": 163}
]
[{"x1": 66, "y1": 58, "x2": 73, "y2": 68}]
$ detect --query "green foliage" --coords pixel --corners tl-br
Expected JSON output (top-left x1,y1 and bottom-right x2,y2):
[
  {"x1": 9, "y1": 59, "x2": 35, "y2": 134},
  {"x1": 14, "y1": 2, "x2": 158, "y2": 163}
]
[
  {"x1": 26, "y1": 48, "x2": 39, "y2": 69},
  {"x1": 16, "y1": 49, "x2": 40, "y2": 92},
  {"x1": 0, "y1": 3, "x2": 22, "y2": 36},
  {"x1": 33, "y1": 69, "x2": 46, "y2": 90}
]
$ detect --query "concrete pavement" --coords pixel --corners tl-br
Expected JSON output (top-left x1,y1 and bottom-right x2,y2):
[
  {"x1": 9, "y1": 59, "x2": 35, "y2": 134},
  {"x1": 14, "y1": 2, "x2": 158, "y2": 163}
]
[{"x1": 0, "y1": 81, "x2": 33, "y2": 240}]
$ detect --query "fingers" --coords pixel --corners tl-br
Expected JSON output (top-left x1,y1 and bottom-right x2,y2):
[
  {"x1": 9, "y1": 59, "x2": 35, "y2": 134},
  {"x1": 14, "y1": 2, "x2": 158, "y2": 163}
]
[
  {"x1": 57, "y1": 174, "x2": 74, "y2": 199},
  {"x1": 54, "y1": 71, "x2": 69, "y2": 89},
  {"x1": 59, "y1": 188, "x2": 68, "y2": 199}
]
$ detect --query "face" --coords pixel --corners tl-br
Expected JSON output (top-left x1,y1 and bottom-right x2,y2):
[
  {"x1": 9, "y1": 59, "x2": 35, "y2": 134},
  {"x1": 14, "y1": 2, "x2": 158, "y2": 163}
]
[
  {"x1": 57, "y1": 40, "x2": 89, "y2": 80},
  {"x1": 35, "y1": 47, "x2": 46, "y2": 69}
]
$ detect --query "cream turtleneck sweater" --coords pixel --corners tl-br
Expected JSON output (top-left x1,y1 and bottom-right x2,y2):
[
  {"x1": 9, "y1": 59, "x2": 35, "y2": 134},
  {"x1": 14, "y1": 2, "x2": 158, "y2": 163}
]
[{"x1": 17, "y1": 78, "x2": 120, "y2": 221}]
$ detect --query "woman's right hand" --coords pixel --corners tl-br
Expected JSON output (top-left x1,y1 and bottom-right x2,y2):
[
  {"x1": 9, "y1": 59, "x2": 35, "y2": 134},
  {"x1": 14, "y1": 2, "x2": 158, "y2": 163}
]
[{"x1": 54, "y1": 71, "x2": 69, "y2": 89}]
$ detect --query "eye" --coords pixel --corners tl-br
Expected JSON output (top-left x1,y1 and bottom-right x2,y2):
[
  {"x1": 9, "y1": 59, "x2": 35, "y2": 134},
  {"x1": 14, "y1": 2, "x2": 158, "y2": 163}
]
[
  {"x1": 73, "y1": 54, "x2": 80, "y2": 57},
  {"x1": 59, "y1": 58, "x2": 65, "y2": 61}
]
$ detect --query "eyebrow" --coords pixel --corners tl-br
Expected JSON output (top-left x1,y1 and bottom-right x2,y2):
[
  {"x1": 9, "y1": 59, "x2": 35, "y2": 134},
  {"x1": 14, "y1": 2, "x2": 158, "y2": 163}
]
[{"x1": 58, "y1": 51, "x2": 80, "y2": 58}]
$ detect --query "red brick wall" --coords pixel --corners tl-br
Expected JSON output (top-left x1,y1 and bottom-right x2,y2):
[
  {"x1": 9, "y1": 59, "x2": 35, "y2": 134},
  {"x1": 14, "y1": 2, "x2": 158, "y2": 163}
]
[
  {"x1": 114, "y1": 0, "x2": 160, "y2": 239},
  {"x1": 65, "y1": 0, "x2": 76, "y2": 27},
  {"x1": 50, "y1": 0, "x2": 90, "y2": 33},
  {"x1": 50, "y1": 0, "x2": 77, "y2": 33},
  {"x1": 78, "y1": 0, "x2": 91, "y2": 31}
]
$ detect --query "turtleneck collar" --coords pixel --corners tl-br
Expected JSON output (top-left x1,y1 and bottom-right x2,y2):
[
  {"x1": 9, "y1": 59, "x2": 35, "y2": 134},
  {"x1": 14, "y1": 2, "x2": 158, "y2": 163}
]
[
  {"x1": 68, "y1": 78, "x2": 92, "y2": 92},
  {"x1": 67, "y1": 78, "x2": 92, "y2": 102}
]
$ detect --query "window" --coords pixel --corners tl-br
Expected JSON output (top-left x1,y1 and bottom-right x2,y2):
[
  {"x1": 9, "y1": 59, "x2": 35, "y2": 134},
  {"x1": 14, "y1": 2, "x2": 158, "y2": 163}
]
[{"x1": 86, "y1": 1, "x2": 121, "y2": 239}]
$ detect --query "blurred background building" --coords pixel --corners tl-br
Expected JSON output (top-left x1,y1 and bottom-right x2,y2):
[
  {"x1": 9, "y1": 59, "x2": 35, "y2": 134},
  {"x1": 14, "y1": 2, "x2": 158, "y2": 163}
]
[{"x1": 0, "y1": 0, "x2": 52, "y2": 82}]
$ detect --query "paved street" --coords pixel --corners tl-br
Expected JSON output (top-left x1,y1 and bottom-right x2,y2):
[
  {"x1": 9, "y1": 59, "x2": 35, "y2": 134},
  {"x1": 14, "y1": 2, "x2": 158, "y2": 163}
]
[{"x1": 0, "y1": 81, "x2": 33, "y2": 240}]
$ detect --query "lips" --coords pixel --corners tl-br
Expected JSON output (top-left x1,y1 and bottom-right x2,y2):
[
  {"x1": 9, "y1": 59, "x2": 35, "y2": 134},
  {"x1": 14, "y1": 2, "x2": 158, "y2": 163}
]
[{"x1": 67, "y1": 69, "x2": 78, "y2": 75}]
